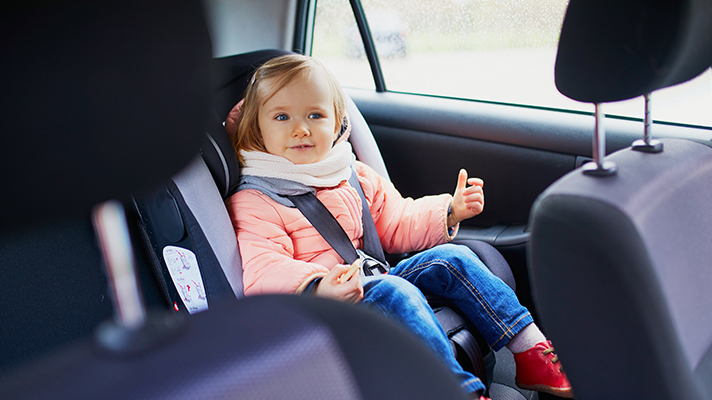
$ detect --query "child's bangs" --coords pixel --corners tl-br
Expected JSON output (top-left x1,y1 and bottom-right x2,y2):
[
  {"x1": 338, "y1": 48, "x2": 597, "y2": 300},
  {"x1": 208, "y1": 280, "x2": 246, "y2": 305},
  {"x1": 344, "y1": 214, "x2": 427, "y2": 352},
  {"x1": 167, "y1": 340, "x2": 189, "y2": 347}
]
[{"x1": 257, "y1": 61, "x2": 313, "y2": 106}]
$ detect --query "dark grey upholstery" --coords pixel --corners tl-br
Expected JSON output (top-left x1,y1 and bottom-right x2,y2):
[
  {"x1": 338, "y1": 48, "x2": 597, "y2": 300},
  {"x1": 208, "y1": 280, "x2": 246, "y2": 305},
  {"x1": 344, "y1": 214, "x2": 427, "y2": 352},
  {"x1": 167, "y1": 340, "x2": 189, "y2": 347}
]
[
  {"x1": 530, "y1": 0, "x2": 712, "y2": 398},
  {"x1": 0, "y1": 1, "x2": 212, "y2": 230},
  {"x1": 555, "y1": 0, "x2": 712, "y2": 103},
  {"x1": 530, "y1": 138, "x2": 712, "y2": 399}
]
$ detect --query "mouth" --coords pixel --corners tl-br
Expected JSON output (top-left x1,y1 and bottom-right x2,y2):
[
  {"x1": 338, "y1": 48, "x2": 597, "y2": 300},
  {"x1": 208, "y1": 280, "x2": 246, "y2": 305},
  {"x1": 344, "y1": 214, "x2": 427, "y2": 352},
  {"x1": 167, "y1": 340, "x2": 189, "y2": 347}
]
[{"x1": 289, "y1": 144, "x2": 314, "y2": 150}]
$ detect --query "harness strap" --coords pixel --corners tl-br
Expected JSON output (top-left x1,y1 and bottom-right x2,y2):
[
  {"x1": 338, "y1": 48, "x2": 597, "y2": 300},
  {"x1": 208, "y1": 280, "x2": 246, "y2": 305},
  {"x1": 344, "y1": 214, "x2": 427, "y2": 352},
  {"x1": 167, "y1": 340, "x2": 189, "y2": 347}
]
[
  {"x1": 347, "y1": 170, "x2": 388, "y2": 266},
  {"x1": 287, "y1": 192, "x2": 359, "y2": 265},
  {"x1": 287, "y1": 169, "x2": 389, "y2": 274}
]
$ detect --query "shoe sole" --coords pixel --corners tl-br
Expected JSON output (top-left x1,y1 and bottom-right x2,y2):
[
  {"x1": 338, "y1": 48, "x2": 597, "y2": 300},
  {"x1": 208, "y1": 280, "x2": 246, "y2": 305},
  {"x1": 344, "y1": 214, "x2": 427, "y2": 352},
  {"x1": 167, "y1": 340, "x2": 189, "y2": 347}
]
[{"x1": 515, "y1": 380, "x2": 574, "y2": 398}]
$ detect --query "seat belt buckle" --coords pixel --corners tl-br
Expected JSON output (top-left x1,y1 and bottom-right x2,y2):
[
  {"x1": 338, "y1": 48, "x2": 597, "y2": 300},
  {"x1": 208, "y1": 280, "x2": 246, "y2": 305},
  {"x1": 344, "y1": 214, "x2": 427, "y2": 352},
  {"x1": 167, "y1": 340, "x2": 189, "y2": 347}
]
[{"x1": 357, "y1": 249, "x2": 390, "y2": 276}]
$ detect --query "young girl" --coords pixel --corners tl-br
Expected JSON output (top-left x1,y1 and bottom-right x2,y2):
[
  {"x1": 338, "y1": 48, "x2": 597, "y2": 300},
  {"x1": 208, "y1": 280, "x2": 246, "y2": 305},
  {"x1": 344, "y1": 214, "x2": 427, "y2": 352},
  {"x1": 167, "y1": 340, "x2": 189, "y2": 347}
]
[{"x1": 226, "y1": 54, "x2": 573, "y2": 399}]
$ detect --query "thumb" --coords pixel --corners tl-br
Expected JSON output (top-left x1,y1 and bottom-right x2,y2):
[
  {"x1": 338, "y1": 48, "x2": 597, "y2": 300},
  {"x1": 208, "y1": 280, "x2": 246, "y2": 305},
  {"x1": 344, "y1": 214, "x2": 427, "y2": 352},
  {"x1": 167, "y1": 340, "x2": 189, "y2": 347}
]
[{"x1": 456, "y1": 169, "x2": 468, "y2": 191}]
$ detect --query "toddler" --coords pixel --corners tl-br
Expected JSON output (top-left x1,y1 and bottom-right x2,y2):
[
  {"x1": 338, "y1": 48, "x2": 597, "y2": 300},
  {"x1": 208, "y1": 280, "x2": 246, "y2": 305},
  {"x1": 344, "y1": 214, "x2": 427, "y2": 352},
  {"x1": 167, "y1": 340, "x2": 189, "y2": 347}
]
[{"x1": 226, "y1": 54, "x2": 572, "y2": 399}]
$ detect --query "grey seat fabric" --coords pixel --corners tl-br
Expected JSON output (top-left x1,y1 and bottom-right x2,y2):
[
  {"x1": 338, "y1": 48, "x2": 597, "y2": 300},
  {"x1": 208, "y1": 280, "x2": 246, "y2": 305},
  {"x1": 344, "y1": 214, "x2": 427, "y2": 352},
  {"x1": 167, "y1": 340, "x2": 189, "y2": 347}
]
[
  {"x1": 530, "y1": 138, "x2": 712, "y2": 400},
  {"x1": 171, "y1": 155, "x2": 245, "y2": 297},
  {"x1": 529, "y1": 1, "x2": 712, "y2": 398}
]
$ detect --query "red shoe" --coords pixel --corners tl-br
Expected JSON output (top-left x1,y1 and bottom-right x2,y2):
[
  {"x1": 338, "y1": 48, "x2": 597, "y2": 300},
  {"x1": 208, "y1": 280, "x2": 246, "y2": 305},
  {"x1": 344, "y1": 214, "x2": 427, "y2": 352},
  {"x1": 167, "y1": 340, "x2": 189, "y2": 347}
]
[
  {"x1": 513, "y1": 340, "x2": 573, "y2": 398},
  {"x1": 467, "y1": 390, "x2": 491, "y2": 400}
]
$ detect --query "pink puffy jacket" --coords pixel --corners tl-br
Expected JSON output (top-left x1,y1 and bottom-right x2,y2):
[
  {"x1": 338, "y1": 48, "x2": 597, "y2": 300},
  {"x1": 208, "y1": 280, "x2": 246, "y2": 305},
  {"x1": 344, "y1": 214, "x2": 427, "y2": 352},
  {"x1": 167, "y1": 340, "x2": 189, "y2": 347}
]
[{"x1": 226, "y1": 161, "x2": 457, "y2": 296}]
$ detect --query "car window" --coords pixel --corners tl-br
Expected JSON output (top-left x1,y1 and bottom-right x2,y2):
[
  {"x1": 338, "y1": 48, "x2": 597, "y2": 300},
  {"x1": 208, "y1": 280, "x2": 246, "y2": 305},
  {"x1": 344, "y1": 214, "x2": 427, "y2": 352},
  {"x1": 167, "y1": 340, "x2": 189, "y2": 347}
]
[
  {"x1": 312, "y1": 0, "x2": 375, "y2": 90},
  {"x1": 311, "y1": 0, "x2": 712, "y2": 129}
]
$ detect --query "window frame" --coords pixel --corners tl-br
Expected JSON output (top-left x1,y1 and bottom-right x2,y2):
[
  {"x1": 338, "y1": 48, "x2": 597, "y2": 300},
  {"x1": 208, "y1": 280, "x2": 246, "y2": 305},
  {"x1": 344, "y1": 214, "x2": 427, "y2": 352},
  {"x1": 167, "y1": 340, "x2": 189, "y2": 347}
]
[{"x1": 301, "y1": 0, "x2": 387, "y2": 91}]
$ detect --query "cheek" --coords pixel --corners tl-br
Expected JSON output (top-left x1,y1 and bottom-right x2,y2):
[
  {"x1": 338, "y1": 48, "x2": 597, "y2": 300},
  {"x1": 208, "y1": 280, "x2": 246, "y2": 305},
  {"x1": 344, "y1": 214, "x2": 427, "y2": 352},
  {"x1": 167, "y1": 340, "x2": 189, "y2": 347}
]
[
  {"x1": 258, "y1": 122, "x2": 277, "y2": 151},
  {"x1": 261, "y1": 133, "x2": 278, "y2": 153}
]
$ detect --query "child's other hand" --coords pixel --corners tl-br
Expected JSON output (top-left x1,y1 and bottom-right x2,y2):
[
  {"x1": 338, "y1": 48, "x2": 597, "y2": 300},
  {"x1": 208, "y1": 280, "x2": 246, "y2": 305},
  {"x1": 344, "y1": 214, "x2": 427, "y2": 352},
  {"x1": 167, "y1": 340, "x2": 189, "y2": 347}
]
[
  {"x1": 448, "y1": 169, "x2": 484, "y2": 227},
  {"x1": 314, "y1": 260, "x2": 364, "y2": 304}
]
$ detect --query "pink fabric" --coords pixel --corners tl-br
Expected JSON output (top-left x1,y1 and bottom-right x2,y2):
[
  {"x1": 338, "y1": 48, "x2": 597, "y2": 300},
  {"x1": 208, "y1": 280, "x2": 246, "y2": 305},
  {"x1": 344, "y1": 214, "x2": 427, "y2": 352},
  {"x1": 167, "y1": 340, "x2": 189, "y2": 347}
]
[{"x1": 226, "y1": 161, "x2": 455, "y2": 296}]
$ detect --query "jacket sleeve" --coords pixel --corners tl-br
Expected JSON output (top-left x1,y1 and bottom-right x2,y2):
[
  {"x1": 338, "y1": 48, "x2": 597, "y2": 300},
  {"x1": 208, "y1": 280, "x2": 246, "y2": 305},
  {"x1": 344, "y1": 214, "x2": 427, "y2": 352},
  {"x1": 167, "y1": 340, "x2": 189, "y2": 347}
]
[
  {"x1": 355, "y1": 162, "x2": 457, "y2": 255},
  {"x1": 226, "y1": 190, "x2": 329, "y2": 296}
]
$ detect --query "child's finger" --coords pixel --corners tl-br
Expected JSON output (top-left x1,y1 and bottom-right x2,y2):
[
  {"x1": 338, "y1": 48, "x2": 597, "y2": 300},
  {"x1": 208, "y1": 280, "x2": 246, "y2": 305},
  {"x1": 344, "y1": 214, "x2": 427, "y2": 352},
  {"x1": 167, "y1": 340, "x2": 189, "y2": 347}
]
[
  {"x1": 464, "y1": 183, "x2": 483, "y2": 192},
  {"x1": 456, "y1": 169, "x2": 468, "y2": 191},
  {"x1": 325, "y1": 264, "x2": 348, "y2": 283},
  {"x1": 465, "y1": 195, "x2": 484, "y2": 211},
  {"x1": 464, "y1": 192, "x2": 484, "y2": 203},
  {"x1": 463, "y1": 186, "x2": 483, "y2": 198},
  {"x1": 467, "y1": 177, "x2": 484, "y2": 187}
]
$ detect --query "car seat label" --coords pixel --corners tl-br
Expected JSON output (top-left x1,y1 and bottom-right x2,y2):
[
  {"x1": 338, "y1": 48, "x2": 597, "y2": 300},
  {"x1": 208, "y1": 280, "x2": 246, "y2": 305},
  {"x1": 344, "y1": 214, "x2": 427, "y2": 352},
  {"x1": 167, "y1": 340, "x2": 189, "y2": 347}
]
[{"x1": 163, "y1": 246, "x2": 208, "y2": 314}]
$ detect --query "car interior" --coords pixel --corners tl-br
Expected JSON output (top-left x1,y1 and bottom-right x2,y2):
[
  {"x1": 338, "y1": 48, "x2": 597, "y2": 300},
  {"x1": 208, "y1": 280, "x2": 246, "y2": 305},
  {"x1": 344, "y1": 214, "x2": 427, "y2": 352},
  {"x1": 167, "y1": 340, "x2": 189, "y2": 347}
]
[{"x1": 2, "y1": 0, "x2": 712, "y2": 399}]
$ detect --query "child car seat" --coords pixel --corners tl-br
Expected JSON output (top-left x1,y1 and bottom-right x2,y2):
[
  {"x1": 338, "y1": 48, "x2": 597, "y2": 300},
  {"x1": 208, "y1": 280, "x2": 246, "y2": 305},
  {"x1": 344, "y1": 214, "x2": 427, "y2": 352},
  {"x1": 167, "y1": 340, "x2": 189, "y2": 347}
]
[{"x1": 133, "y1": 50, "x2": 534, "y2": 398}]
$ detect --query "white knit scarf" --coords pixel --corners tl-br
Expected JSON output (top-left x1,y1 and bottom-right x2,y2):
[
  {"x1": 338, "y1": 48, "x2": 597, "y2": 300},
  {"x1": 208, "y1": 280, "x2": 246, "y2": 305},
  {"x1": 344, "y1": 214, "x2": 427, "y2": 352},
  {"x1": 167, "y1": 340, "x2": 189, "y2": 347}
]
[{"x1": 240, "y1": 141, "x2": 355, "y2": 188}]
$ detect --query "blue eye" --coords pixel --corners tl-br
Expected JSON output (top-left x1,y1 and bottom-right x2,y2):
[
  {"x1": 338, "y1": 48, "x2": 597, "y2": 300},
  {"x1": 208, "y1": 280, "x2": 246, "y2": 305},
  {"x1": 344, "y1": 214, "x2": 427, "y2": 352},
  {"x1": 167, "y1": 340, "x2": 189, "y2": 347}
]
[
  {"x1": 275, "y1": 114, "x2": 289, "y2": 121},
  {"x1": 309, "y1": 113, "x2": 323, "y2": 120}
]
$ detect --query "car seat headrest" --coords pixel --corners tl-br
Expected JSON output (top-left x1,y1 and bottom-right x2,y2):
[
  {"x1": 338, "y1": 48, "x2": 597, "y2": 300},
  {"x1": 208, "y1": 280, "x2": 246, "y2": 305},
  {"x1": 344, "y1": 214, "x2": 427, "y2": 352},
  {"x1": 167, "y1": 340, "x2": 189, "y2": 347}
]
[
  {"x1": 204, "y1": 50, "x2": 294, "y2": 199},
  {"x1": 1, "y1": 1, "x2": 212, "y2": 230},
  {"x1": 201, "y1": 111, "x2": 242, "y2": 199},
  {"x1": 555, "y1": 0, "x2": 712, "y2": 103},
  {"x1": 212, "y1": 49, "x2": 294, "y2": 120}
]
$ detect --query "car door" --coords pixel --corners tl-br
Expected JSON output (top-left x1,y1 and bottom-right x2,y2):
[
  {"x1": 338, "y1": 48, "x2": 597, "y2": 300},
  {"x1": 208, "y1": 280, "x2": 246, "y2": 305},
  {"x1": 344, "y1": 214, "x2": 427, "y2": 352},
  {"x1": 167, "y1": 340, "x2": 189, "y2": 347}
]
[{"x1": 303, "y1": 0, "x2": 712, "y2": 311}]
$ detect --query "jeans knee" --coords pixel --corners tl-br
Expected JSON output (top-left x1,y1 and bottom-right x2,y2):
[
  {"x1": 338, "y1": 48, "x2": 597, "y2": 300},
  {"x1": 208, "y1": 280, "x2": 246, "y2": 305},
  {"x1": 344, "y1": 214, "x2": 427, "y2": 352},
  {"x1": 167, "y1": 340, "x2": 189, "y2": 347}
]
[
  {"x1": 423, "y1": 243, "x2": 483, "y2": 270},
  {"x1": 440, "y1": 243, "x2": 477, "y2": 259},
  {"x1": 365, "y1": 275, "x2": 426, "y2": 303}
]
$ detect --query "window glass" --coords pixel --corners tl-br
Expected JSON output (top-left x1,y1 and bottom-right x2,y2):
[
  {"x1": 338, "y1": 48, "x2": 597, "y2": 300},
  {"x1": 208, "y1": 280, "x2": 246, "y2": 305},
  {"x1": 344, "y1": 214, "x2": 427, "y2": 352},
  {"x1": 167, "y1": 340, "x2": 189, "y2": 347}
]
[
  {"x1": 313, "y1": 0, "x2": 712, "y2": 128},
  {"x1": 312, "y1": 0, "x2": 375, "y2": 90}
]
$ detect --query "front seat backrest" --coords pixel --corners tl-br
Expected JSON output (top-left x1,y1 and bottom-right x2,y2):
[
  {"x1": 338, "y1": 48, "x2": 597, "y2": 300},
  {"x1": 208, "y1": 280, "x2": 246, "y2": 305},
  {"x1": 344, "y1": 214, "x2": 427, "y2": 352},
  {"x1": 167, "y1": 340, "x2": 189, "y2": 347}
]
[
  {"x1": 0, "y1": 0, "x2": 212, "y2": 372},
  {"x1": 529, "y1": 0, "x2": 712, "y2": 399}
]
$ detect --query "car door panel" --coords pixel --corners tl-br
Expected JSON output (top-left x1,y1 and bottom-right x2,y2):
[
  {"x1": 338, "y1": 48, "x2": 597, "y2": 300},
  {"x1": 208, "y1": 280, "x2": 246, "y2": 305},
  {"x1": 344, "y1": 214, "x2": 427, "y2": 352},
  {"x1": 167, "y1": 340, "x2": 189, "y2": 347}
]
[
  {"x1": 348, "y1": 89, "x2": 712, "y2": 230},
  {"x1": 372, "y1": 124, "x2": 574, "y2": 228}
]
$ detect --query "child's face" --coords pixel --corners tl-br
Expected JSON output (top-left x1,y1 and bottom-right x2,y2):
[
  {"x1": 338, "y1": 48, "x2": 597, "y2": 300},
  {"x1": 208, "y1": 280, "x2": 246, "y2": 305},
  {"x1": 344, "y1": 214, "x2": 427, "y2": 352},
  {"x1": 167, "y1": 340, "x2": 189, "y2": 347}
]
[{"x1": 258, "y1": 71, "x2": 339, "y2": 165}]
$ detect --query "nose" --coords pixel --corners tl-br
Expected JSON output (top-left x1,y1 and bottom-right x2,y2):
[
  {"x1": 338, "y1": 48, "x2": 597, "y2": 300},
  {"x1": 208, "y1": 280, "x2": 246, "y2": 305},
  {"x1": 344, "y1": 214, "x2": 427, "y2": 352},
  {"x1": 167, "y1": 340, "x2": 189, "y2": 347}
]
[{"x1": 291, "y1": 122, "x2": 310, "y2": 138}]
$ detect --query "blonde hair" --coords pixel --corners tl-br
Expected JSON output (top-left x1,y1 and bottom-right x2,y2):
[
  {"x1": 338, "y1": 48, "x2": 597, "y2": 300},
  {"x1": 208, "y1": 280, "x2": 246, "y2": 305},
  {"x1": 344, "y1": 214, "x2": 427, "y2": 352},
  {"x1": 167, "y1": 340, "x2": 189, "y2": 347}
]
[{"x1": 232, "y1": 54, "x2": 348, "y2": 165}]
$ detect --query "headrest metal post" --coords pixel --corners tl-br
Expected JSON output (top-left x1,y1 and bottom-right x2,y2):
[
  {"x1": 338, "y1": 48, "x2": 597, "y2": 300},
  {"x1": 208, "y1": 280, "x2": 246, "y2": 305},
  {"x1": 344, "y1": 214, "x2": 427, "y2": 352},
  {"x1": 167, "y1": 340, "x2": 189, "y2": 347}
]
[
  {"x1": 92, "y1": 200, "x2": 147, "y2": 329},
  {"x1": 632, "y1": 93, "x2": 664, "y2": 153},
  {"x1": 92, "y1": 202, "x2": 186, "y2": 355},
  {"x1": 583, "y1": 103, "x2": 617, "y2": 176}
]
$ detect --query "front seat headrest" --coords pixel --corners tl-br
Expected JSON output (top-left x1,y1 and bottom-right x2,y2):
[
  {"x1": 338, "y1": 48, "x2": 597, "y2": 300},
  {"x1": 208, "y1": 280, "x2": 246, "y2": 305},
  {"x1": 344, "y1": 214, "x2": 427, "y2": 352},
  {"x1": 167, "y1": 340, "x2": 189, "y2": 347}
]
[
  {"x1": 0, "y1": 1, "x2": 212, "y2": 230},
  {"x1": 555, "y1": 0, "x2": 712, "y2": 103}
]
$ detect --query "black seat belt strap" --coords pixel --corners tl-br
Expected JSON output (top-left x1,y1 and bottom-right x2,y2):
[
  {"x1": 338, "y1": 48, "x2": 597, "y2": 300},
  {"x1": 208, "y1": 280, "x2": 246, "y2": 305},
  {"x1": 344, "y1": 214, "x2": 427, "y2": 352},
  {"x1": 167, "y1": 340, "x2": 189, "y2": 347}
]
[
  {"x1": 287, "y1": 193, "x2": 359, "y2": 265},
  {"x1": 347, "y1": 170, "x2": 387, "y2": 265}
]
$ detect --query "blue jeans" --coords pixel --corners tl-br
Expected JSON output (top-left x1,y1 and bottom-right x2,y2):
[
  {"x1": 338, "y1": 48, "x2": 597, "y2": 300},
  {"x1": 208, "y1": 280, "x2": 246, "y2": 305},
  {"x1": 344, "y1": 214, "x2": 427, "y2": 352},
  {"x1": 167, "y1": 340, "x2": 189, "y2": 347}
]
[
  {"x1": 362, "y1": 274, "x2": 484, "y2": 394},
  {"x1": 392, "y1": 243, "x2": 533, "y2": 351}
]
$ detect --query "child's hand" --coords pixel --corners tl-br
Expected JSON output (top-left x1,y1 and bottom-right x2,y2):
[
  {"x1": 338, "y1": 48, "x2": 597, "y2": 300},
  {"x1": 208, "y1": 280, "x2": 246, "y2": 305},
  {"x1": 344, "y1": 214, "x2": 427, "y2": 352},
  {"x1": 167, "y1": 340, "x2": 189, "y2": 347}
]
[
  {"x1": 314, "y1": 259, "x2": 364, "y2": 304},
  {"x1": 448, "y1": 169, "x2": 484, "y2": 228}
]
